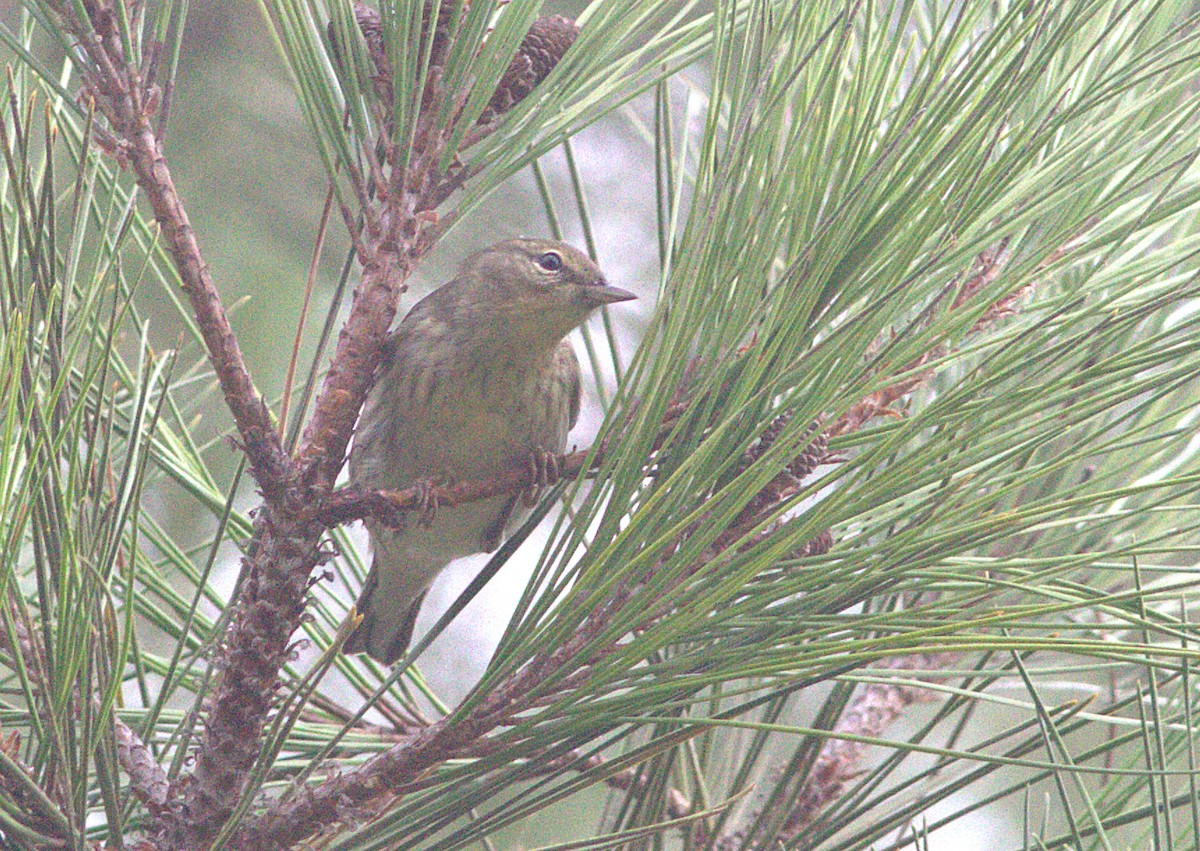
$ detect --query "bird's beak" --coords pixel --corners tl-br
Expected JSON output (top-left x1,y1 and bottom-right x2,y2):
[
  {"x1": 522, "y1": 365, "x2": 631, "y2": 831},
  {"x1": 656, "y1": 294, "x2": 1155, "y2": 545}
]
[{"x1": 582, "y1": 281, "x2": 637, "y2": 306}]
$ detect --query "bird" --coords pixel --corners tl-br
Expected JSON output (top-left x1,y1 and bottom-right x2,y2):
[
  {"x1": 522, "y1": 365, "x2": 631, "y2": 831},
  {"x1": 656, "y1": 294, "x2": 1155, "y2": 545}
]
[{"x1": 344, "y1": 238, "x2": 636, "y2": 663}]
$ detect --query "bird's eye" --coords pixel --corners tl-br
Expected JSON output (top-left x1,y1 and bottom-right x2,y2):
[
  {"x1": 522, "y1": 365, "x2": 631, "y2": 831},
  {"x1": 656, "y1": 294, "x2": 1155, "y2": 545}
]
[{"x1": 536, "y1": 251, "x2": 563, "y2": 272}]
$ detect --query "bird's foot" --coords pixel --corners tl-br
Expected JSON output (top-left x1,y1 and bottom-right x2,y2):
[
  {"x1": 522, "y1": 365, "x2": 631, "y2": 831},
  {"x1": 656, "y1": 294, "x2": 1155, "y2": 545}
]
[
  {"x1": 523, "y1": 447, "x2": 560, "y2": 507},
  {"x1": 412, "y1": 478, "x2": 440, "y2": 527}
]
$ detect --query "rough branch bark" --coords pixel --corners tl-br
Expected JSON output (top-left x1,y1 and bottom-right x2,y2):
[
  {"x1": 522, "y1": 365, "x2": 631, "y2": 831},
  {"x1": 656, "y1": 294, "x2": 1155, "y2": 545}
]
[
  {"x1": 309, "y1": 445, "x2": 596, "y2": 527},
  {"x1": 114, "y1": 717, "x2": 170, "y2": 813},
  {"x1": 69, "y1": 18, "x2": 288, "y2": 491},
  {"x1": 126, "y1": 122, "x2": 290, "y2": 491}
]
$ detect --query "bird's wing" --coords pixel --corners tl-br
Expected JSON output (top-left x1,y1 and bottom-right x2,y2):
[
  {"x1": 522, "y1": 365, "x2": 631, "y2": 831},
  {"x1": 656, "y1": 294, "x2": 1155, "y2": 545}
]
[
  {"x1": 481, "y1": 344, "x2": 579, "y2": 551},
  {"x1": 353, "y1": 282, "x2": 463, "y2": 476},
  {"x1": 556, "y1": 340, "x2": 582, "y2": 431},
  {"x1": 384, "y1": 282, "x2": 460, "y2": 358}
]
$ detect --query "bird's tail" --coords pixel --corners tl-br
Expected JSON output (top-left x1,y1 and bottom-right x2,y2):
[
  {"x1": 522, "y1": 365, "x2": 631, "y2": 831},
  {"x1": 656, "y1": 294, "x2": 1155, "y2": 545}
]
[{"x1": 344, "y1": 557, "x2": 428, "y2": 664}]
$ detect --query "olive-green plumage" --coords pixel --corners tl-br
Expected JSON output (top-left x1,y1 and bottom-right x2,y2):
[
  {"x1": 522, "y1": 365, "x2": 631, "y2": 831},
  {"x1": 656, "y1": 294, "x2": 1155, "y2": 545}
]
[{"x1": 345, "y1": 238, "x2": 635, "y2": 663}]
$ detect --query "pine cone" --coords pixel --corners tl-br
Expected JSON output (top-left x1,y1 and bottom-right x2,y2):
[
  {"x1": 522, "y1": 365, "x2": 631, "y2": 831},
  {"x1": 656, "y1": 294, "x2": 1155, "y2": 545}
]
[
  {"x1": 797, "y1": 528, "x2": 834, "y2": 557},
  {"x1": 354, "y1": 3, "x2": 384, "y2": 60},
  {"x1": 328, "y1": 1, "x2": 469, "y2": 110},
  {"x1": 787, "y1": 427, "x2": 828, "y2": 481},
  {"x1": 425, "y1": 0, "x2": 466, "y2": 71},
  {"x1": 745, "y1": 410, "x2": 794, "y2": 466},
  {"x1": 481, "y1": 14, "x2": 580, "y2": 122},
  {"x1": 745, "y1": 413, "x2": 826, "y2": 482}
]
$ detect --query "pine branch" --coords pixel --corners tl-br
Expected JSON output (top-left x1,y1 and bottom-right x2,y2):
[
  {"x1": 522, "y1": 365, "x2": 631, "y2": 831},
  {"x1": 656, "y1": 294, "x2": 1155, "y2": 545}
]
[
  {"x1": 309, "y1": 445, "x2": 595, "y2": 527},
  {"x1": 779, "y1": 653, "x2": 954, "y2": 841},
  {"x1": 22, "y1": 0, "x2": 1124, "y2": 846},
  {"x1": 114, "y1": 717, "x2": 170, "y2": 814},
  {"x1": 45, "y1": 0, "x2": 288, "y2": 494},
  {"x1": 833, "y1": 219, "x2": 1096, "y2": 438}
]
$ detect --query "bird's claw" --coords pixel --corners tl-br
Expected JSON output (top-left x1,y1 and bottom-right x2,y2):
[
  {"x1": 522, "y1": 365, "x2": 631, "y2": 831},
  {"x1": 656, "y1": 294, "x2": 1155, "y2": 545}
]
[
  {"x1": 523, "y1": 447, "x2": 560, "y2": 507},
  {"x1": 413, "y1": 478, "x2": 439, "y2": 527}
]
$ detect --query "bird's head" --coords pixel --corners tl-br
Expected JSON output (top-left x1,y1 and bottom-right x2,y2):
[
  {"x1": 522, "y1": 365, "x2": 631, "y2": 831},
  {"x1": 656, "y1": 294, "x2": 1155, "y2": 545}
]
[{"x1": 460, "y1": 238, "x2": 636, "y2": 346}]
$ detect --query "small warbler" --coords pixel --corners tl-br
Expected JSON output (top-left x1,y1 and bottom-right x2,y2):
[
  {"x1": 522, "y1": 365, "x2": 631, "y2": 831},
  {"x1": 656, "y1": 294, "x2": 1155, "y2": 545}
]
[{"x1": 345, "y1": 238, "x2": 635, "y2": 663}]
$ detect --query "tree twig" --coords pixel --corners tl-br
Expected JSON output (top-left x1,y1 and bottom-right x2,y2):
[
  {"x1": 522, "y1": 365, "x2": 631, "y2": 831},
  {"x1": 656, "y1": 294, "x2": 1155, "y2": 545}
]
[
  {"x1": 780, "y1": 654, "x2": 954, "y2": 841},
  {"x1": 50, "y1": 2, "x2": 288, "y2": 492},
  {"x1": 308, "y1": 445, "x2": 595, "y2": 527},
  {"x1": 114, "y1": 717, "x2": 170, "y2": 814}
]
